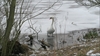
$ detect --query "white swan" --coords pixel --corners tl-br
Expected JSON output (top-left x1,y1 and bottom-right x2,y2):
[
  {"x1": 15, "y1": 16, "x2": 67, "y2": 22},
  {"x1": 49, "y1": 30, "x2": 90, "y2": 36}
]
[{"x1": 47, "y1": 17, "x2": 55, "y2": 37}]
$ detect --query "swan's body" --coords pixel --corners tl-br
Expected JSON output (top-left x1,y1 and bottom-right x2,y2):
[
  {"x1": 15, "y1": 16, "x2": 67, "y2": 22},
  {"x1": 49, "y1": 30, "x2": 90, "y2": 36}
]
[{"x1": 47, "y1": 17, "x2": 55, "y2": 37}]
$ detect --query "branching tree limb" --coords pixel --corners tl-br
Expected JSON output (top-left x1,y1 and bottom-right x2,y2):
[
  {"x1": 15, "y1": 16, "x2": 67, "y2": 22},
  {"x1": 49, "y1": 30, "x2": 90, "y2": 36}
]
[{"x1": 0, "y1": 0, "x2": 58, "y2": 55}]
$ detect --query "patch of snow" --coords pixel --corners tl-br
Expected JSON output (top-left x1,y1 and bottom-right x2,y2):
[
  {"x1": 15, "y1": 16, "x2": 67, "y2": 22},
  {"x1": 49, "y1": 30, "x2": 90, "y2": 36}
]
[
  {"x1": 90, "y1": 53, "x2": 100, "y2": 56},
  {"x1": 35, "y1": 50, "x2": 40, "y2": 54},
  {"x1": 79, "y1": 44, "x2": 86, "y2": 47},
  {"x1": 73, "y1": 53, "x2": 77, "y2": 56},
  {"x1": 91, "y1": 39, "x2": 98, "y2": 43},
  {"x1": 30, "y1": 54, "x2": 36, "y2": 56},
  {"x1": 60, "y1": 50, "x2": 63, "y2": 52},
  {"x1": 91, "y1": 40, "x2": 96, "y2": 43},
  {"x1": 86, "y1": 50, "x2": 94, "y2": 56},
  {"x1": 71, "y1": 46, "x2": 77, "y2": 49},
  {"x1": 40, "y1": 51, "x2": 47, "y2": 55}
]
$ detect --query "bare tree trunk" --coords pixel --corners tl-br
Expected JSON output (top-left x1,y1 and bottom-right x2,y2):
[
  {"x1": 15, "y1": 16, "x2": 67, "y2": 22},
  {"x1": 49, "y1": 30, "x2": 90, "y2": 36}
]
[{"x1": 1, "y1": 0, "x2": 16, "y2": 56}]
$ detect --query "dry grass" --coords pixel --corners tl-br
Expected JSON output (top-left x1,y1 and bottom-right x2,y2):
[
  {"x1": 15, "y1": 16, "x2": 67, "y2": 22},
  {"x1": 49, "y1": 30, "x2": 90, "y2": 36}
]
[
  {"x1": 64, "y1": 38, "x2": 100, "y2": 56},
  {"x1": 35, "y1": 38, "x2": 100, "y2": 56}
]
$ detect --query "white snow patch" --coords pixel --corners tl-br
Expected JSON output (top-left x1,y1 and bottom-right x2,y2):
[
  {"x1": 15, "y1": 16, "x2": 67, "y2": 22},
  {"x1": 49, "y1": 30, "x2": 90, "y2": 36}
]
[
  {"x1": 30, "y1": 54, "x2": 36, "y2": 56},
  {"x1": 40, "y1": 51, "x2": 47, "y2": 55},
  {"x1": 86, "y1": 50, "x2": 94, "y2": 56},
  {"x1": 91, "y1": 53, "x2": 100, "y2": 56}
]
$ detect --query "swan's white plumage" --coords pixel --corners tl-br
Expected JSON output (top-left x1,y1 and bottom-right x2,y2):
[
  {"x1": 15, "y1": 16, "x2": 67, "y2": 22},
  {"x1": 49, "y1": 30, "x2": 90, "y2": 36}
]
[
  {"x1": 47, "y1": 17, "x2": 55, "y2": 37},
  {"x1": 47, "y1": 26, "x2": 55, "y2": 34}
]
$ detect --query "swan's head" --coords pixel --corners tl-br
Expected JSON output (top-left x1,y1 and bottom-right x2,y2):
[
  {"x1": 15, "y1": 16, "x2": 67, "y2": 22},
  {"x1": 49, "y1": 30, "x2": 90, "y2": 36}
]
[
  {"x1": 50, "y1": 17, "x2": 54, "y2": 19},
  {"x1": 50, "y1": 17, "x2": 54, "y2": 22}
]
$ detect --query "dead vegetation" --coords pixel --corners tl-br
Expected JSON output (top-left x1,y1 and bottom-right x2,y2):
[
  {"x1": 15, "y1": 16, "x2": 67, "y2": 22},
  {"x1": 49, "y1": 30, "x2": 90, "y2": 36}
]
[{"x1": 34, "y1": 37, "x2": 100, "y2": 56}]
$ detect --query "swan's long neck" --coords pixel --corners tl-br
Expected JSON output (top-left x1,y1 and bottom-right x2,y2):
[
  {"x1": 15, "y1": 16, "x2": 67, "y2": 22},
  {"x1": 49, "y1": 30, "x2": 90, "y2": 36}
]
[{"x1": 51, "y1": 19, "x2": 54, "y2": 27}]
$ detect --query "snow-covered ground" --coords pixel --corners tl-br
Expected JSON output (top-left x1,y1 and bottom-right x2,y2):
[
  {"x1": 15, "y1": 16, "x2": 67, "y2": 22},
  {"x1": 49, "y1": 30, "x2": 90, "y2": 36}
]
[
  {"x1": 86, "y1": 50, "x2": 100, "y2": 56},
  {"x1": 21, "y1": 0, "x2": 99, "y2": 34}
]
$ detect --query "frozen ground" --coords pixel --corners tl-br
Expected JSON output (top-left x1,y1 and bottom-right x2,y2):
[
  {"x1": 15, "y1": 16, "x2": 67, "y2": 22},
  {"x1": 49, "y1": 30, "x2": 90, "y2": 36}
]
[{"x1": 21, "y1": 0, "x2": 99, "y2": 34}]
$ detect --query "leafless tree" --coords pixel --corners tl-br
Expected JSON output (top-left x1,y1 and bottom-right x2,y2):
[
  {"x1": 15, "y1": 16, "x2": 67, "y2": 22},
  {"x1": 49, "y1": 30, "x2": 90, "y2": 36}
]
[
  {"x1": 0, "y1": 0, "x2": 59, "y2": 55},
  {"x1": 28, "y1": 20, "x2": 42, "y2": 40}
]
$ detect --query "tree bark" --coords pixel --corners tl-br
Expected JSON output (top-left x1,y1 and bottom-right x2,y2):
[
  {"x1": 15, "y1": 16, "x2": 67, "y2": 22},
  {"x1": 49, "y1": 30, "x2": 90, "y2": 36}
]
[{"x1": 1, "y1": 0, "x2": 16, "y2": 56}]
